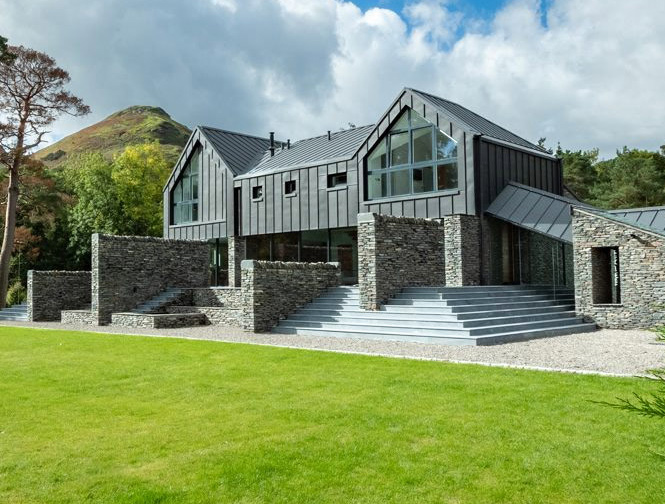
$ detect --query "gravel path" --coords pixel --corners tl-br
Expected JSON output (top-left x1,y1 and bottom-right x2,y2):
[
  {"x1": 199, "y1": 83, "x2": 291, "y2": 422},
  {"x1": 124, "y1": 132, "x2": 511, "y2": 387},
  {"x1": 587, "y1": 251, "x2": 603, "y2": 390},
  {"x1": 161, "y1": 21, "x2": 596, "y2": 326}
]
[{"x1": 2, "y1": 320, "x2": 663, "y2": 377}]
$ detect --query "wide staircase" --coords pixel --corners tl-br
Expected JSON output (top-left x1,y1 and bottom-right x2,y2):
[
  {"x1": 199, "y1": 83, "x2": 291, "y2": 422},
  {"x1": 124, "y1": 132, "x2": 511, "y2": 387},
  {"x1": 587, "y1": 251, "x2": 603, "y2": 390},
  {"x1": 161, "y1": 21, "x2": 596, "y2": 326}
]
[
  {"x1": 273, "y1": 285, "x2": 596, "y2": 345},
  {"x1": 0, "y1": 303, "x2": 28, "y2": 322}
]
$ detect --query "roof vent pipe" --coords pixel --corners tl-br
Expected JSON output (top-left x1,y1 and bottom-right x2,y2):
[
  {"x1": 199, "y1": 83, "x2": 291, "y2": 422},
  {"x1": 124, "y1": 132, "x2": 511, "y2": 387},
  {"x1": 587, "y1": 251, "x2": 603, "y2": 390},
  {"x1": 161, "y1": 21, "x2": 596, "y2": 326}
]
[
  {"x1": 327, "y1": 130, "x2": 331, "y2": 141},
  {"x1": 269, "y1": 132, "x2": 275, "y2": 157},
  {"x1": 287, "y1": 139, "x2": 291, "y2": 149}
]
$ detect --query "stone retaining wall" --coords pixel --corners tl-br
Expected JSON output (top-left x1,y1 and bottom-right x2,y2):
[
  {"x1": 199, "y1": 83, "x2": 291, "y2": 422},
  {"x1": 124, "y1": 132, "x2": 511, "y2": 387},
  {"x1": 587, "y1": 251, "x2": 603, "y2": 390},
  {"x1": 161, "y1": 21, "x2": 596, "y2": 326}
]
[
  {"x1": 27, "y1": 270, "x2": 91, "y2": 321},
  {"x1": 572, "y1": 208, "x2": 665, "y2": 328},
  {"x1": 190, "y1": 287, "x2": 243, "y2": 309},
  {"x1": 61, "y1": 310, "x2": 97, "y2": 325},
  {"x1": 168, "y1": 305, "x2": 242, "y2": 326},
  {"x1": 241, "y1": 260, "x2": 340, "y2": 332},
  {"x1": 357, "y1": 213, "x2": 446, "y2": 310},
  {"x1": 443, "y1": 214, "x2": 481, "y2": 287},
  {"x1": 110, "y1": 312, "x2": 207, "y2": 328},
  {"x1": 93, "y1": 234, "x2": 209, "y2": 324}
]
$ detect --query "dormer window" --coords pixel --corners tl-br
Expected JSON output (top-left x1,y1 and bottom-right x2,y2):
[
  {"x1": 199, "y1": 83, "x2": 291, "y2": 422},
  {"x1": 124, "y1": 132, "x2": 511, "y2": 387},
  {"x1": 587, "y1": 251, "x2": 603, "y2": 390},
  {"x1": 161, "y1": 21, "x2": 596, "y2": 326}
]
[
  {"x1": 171, "y1": 146, "x2": 200, "y2": 224},
  {"x1": 366, "y1": 108, "x2": 458, "y2": 200}
]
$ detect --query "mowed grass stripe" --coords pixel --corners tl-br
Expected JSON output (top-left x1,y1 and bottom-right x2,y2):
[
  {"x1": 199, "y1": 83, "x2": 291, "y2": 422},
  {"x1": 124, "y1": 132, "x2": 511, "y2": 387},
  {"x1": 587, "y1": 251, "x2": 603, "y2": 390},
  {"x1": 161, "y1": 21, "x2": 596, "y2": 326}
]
[{"x1": 0, "y1": 327, "x2": 662, "y2": 504}]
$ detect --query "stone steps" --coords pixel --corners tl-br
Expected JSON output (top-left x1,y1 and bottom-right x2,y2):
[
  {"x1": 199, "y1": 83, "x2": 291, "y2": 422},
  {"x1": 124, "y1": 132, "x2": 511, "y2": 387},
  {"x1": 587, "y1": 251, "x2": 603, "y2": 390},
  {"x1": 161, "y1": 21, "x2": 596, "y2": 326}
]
[
  {"x1": 132, "y1": 288, "x2": 187, "y2": 314},
  {"x1": 0, "y1": 303, "x2": 28, "y2": 321},
  {"x1": 273, "y1": 285, "x2": 595, "y2": 346}
]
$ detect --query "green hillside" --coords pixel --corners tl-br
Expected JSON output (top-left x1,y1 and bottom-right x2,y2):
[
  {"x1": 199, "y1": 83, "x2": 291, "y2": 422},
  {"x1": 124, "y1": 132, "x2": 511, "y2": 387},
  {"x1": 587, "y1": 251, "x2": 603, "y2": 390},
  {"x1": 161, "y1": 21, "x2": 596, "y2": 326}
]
[{"x1": 35, "y1": 105, "x2": 191, "y2": 167}]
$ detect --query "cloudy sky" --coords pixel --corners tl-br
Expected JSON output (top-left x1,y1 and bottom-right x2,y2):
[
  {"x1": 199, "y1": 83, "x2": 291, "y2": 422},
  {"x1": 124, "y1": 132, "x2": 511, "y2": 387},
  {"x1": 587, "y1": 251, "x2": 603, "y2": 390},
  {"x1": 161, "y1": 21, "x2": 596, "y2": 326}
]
[{"x1": 1, "y1": 0, "x2": 663, "y2": 158}]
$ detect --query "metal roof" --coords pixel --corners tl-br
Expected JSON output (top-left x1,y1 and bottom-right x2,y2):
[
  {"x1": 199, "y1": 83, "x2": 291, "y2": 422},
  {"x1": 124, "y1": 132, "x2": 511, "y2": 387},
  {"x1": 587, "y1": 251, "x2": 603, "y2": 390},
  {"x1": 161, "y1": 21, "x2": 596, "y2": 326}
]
[
  {"x1": 486, "y1": 182, "x2": 593, "y2": 243},
  {"x1": 241, "y1": 125, "x2": 375, "y2": 177},
  {"x1": 409, "y1": 88, "x2": 549, "y2": 154},
  {"x1": 608, "y1": 206, "x2": 665, "y2": 234},
  {"x1": 198, "y1": 126, "x2": 274, "y2": 176}
]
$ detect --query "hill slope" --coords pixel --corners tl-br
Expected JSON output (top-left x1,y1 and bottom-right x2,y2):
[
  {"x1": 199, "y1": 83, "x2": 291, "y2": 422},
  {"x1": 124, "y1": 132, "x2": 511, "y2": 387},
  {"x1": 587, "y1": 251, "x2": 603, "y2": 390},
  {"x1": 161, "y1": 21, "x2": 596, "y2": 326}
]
[{"x1": 35, "y1": 106, "x2": 191, "y2": 167}]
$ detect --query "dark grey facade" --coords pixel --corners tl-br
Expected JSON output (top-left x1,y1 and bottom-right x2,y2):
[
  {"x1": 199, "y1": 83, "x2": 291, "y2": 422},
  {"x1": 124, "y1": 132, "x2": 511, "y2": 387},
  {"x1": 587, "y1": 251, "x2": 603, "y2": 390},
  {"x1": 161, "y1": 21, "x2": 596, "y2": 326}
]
[{"x1": 163, "y1": 87, "x2": 559, "y2": 283}]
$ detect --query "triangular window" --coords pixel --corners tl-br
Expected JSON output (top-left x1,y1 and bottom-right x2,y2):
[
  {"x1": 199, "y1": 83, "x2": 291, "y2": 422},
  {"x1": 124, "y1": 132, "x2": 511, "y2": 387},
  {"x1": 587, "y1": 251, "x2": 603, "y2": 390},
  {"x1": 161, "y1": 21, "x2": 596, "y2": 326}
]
[{"x1": 366, "y1": 109, "x2": 458, "y2": 200}]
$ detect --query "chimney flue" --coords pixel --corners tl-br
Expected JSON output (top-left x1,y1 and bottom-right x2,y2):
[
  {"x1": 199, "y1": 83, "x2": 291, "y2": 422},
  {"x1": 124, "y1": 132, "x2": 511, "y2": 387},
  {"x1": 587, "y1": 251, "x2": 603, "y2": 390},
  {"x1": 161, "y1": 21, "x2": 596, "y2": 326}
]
[
  {"x1": 287, "y1": 139, "x2": 291, "y2": 149},
  {"x1": 269, "y1": 132, "x2": 275, "y2": 157},
  {"x1": 327, "y1": 130, "x2": 331, "y2": 141}
]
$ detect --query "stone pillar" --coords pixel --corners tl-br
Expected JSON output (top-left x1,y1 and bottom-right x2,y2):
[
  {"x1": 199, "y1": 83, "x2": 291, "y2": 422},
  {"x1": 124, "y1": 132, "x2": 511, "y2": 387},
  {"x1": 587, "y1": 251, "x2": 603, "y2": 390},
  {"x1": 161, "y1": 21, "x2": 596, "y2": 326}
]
[
  {"x1": 228, "y1": 236, "x2": 246, "y2": 287},
  {"x1": 357, "y1": 212, "x2": 446, "y2": 310},
  {"x1": 443, "y1": 214, "x2": 481, "y2": 286}
]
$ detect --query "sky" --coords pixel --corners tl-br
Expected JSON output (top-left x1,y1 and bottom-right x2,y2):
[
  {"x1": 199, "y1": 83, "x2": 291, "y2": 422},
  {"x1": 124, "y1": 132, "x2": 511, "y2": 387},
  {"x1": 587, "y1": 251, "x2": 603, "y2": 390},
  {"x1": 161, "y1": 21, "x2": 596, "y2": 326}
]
[{"x1": 0, "y1": 0, "x2": 663, "y2": 159}]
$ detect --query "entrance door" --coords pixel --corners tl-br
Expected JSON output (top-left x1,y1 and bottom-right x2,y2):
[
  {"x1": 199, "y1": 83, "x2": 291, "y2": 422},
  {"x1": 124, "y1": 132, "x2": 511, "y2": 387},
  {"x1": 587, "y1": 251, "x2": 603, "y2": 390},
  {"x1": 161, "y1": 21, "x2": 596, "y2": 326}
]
[{"x1": 500, "y1": 223, "x2": 519, "y2": 284}]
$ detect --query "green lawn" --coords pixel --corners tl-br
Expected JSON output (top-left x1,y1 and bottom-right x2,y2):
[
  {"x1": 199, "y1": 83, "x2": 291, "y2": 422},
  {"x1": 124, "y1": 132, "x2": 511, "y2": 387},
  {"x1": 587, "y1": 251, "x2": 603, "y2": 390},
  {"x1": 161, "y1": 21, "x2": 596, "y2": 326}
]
[{"x1": 0, "y1": 327, "x2": 663, "y2": 504}]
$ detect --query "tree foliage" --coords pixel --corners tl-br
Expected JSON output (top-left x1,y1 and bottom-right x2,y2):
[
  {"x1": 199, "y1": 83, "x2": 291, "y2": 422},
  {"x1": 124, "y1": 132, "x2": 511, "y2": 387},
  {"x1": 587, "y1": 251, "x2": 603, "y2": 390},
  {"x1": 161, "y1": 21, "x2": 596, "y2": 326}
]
[
  {"x1": 0, "y1": 36, "x2": 15, "y2": 65},
  {"x1": 64, "y1": 143, "x2": 171, "y2": 262},
  {"x1": 559, "y1": 145, "x2": 665, "y2": 209}
]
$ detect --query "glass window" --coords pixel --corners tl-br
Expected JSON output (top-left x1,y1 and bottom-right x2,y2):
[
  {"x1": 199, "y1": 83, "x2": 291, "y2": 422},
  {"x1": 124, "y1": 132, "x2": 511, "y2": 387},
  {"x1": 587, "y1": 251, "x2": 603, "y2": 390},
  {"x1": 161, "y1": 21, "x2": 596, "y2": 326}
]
[
  {"x1": 412, "y1": 127, "x2": 433, "y2": 163},
  {"x1": 330, "y1": 228, "x2": 358, "y2": 284},
  {"x1": 367, "y1": 140, "x2": 387, "y2": 170},
  {"x1": 390, "y1": 132, "x2": 409, "y2": 166},
  {"x1": 273, "y1": 232, "x2": 299, "y2": 262},
  {"x1": 327, "y1": 173, "x2": 347, "y2": 188},
  {"x1": 301, "y1": 230, "x2": 328, "y2": 263},
  {"x1": 437, "y1": 129, "x2": 457, "y2": 162},
  {"x1": 284, "y1": 180, "x2": 297, "y2": 195},
  {"x1": 365, "y1": 108, "x2": 458, "y2": 201},
  {"x1": 171, "y1": 147, "x2": 201, "y2": 225},
  {"x1": 390, "y1": 169, "x2": 410, "y2": 196},
  {"x1": 413, "y1": 166, "x2": 434, "y2": 193},
  {"x1": 437, "y1": 162, "x2": 458, "y2": 191},
  {"x1": 367, "y1": 172, "x2": 388, "y2": 199},
  {"x1": 245, "y1": 235, "x2": 271, "y2": 260},
  {"x1": 252, "y1": 185, "x2": 263, "y2": 200}
]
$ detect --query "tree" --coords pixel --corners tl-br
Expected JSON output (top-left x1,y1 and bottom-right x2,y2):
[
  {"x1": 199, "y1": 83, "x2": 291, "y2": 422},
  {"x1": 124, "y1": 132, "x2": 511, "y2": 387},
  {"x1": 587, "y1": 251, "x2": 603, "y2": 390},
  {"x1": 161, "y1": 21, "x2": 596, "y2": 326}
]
[
  {"x1": 557, "y1": 146, "x2": 599, "y2": 202},
  {"x1": 0, "y1": 36, "x2": 15, "y2": 65},
  {"x1": 0, "y1": 45, "x2": 89, "y2": 307},
  {"x1": 111, "y1": 143, "x2": 171, "y2": 236},
  {"x1": 590, "y1": 148, "x2": 665, "y2": 209}
]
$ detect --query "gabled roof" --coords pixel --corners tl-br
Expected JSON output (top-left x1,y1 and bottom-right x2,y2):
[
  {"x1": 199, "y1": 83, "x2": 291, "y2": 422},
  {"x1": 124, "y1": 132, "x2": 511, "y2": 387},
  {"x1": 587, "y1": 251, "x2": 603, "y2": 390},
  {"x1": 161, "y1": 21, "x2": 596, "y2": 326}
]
[
  {"x1": 486, "y1": 182, "x2": 593, "y2": 243},
  {"x1": 240, "y1": 125, "x2": 375, "y2": 177},
  {"x1": 198, "y1": 126, "x2": 274, "y2": 176},
  {"x1": 408, "y1": 88, "x2": 549, "y2": 154}
]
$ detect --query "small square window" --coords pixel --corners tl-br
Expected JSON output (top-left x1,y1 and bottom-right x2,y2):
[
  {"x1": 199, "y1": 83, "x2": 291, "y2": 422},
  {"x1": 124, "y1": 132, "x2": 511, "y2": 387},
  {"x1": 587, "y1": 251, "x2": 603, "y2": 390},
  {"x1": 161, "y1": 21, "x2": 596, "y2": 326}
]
[
  {"x1": 252, "y1": 185, "x2": 263, "y2": 200},
  {"x1": 327, "y1": 173, "x2": 347, "y2": 188},
  {"x1": 284, "y1": 180, "x2": 297, "y2": 195}
]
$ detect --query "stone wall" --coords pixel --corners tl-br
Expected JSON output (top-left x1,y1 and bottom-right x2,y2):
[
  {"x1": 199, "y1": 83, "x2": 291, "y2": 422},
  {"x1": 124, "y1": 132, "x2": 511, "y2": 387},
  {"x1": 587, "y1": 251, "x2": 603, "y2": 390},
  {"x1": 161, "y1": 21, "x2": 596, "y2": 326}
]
[
  {"x1": 27, "y1": 270, "x2": 91, "y2": 321},
  {"x1": 228, "y1": 236, "x2": 246, "y2": 288},
  {"x1": 443, "y1": 214, "x2": 481, "y2": 287},
  {"x1": 61, "y1": 310, "x2": 97, "y2": 325},
  {"x1": 572, "y1": 208, "x2": 665, "y2": 328},
  {"x1": 357, "y1": 213, "x2": 446, "y2": 310},
  {"x1": 191, "y1": 287, "x2": 243, "y2": 309},
  {"x1": 93, "y1": 234, "x2": 209, "y2": 324},
  {"x1": 241, "y1": 260, "x2": 340, "y2": 332}
]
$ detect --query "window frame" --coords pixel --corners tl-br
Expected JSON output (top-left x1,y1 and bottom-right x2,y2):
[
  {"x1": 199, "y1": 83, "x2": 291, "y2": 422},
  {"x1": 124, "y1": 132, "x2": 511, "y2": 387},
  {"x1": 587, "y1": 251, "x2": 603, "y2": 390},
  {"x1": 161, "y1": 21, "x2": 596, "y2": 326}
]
[{"x1": 365, "y1": 108, "x2": 459, "y2": 200}]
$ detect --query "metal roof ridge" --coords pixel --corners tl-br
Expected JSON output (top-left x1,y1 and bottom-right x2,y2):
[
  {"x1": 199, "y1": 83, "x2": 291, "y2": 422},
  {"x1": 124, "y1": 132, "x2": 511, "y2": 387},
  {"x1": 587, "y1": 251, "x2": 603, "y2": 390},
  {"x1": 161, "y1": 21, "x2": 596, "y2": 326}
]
[
  {"x1": 198, "y1": 125, "x2": 277, "y2": 143},
  {"x1": 608, "y1": 205, "x2": 665, "y2": 213},
  {"x1": 574, "y1": 207, "x2": 665, "y2": 240}
]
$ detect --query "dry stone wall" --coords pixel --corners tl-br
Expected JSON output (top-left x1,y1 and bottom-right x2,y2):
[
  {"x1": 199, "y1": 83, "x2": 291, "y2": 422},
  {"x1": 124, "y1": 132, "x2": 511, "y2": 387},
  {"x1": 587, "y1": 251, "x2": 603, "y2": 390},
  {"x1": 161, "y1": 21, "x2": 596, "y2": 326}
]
[
  {"x1": 572, "y1": 208, "x2": 665, "y2": 328},
  {"x1": 27, "y1": 270, "x2": 91, "y2": 321},
  {"x1": 443, "y1": 214, "x2": 481, "y2": 287},
  {"x1": 92, "y1": 234, "x2": 209, "y2": 324},
  {"x1": 357, "y1": 213, "x2": 447, "y2": 310},
  {"x1": 241, "y1": 260, "x2": 340, "y2": 332}
]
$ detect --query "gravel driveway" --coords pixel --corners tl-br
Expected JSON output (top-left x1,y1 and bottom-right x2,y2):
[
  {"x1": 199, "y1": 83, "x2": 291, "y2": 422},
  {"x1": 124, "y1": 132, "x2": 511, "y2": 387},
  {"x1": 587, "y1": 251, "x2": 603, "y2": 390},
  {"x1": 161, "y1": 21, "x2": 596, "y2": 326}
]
[{"x1": 2, "y1": 321, "x2": 663, "y2": 377}]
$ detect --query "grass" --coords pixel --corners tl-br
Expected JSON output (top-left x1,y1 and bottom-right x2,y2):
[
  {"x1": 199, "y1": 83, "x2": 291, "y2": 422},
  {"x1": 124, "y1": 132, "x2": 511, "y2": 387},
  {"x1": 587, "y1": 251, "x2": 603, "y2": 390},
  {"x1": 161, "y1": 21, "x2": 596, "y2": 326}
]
[{"x1": 0, "y1": 326, "x2": 663, "y2": 503}]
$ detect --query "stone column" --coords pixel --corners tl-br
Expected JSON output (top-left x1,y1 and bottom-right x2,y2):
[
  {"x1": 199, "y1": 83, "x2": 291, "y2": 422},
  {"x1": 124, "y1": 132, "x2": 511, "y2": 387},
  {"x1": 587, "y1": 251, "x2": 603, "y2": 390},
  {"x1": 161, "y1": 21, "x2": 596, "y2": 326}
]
[
  {"x1": 228, "y1": 236, "x2": 246, "y2": 287},
  {"x1": 443, "y1": 214, "x2": 481, "y2": 286}
]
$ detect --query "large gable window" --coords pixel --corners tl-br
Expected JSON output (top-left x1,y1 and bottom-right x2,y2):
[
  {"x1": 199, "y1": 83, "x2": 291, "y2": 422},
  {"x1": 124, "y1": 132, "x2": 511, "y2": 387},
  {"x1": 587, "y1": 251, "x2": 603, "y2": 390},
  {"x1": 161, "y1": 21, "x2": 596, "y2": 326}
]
[
  {"x1": 171, "y1": 146, "x2": 200, "y2": 225},
  {"x1": 366, "y1": 109, "x2": 458, "y2": 200}
]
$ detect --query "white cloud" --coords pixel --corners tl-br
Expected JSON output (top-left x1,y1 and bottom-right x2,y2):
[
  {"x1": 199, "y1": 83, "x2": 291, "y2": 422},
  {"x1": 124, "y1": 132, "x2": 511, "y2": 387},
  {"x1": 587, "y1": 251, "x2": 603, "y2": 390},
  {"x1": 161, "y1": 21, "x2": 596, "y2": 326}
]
[{"x1": 0, "y1": 0, "x2": 663, "y2": 157}]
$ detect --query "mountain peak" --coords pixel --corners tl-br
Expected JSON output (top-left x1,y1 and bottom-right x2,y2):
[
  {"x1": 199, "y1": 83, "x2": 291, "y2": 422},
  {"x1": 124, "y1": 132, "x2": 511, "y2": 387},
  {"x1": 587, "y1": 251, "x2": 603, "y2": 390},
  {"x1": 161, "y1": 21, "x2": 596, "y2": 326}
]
[{"x1": 109, "y1": 105, "x2": 171, "y2": 120}]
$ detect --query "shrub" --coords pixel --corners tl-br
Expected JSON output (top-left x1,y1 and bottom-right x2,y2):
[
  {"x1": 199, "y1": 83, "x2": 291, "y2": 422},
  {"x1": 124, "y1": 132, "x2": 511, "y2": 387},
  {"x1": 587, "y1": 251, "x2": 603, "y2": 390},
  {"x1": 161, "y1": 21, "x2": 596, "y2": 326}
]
[{"x1": 6, "y1": 280, "x2": 26, "y2": 306}]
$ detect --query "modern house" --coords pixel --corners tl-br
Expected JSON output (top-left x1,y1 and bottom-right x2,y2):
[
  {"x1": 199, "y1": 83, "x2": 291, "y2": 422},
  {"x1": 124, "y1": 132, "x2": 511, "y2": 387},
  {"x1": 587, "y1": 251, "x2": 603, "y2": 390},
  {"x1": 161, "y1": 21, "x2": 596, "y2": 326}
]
[
  {"x1": 21, "y1": 87, "x2": 665, "y2": 344},
  {"x1": 163, "y1": 88, "x2": 565, "y2": 287}
]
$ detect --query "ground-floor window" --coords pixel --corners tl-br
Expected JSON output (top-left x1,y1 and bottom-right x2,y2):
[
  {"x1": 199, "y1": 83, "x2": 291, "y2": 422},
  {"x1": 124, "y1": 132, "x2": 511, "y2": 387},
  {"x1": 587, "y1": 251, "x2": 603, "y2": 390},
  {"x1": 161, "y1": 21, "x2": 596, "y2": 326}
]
[
  {"x1": 244, "y1": 228, "x2": 358, "y2": 284},
  {"x1": 209, "y1": 238, "x2": 228, "y2": 286}
]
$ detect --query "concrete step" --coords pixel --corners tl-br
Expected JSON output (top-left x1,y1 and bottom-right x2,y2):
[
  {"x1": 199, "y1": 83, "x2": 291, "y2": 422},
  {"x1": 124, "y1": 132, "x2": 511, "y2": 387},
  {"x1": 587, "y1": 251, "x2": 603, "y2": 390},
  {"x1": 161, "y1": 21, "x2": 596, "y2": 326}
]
[
  {"x1": 389, "y1": 294, "x2": 571, "y2": 307},
  {"x1": 393, "y1": 288, "x2": 571, "y2": 300},
  {"x1": 273, "y1": 322, "x2": 596, "y2": 346},
  {"x1": 287, "y1": 311, "x2": 578, "y2": 329},
  {"x1": 382, "y1": 298, "x2": 574, "y2": 313}
]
